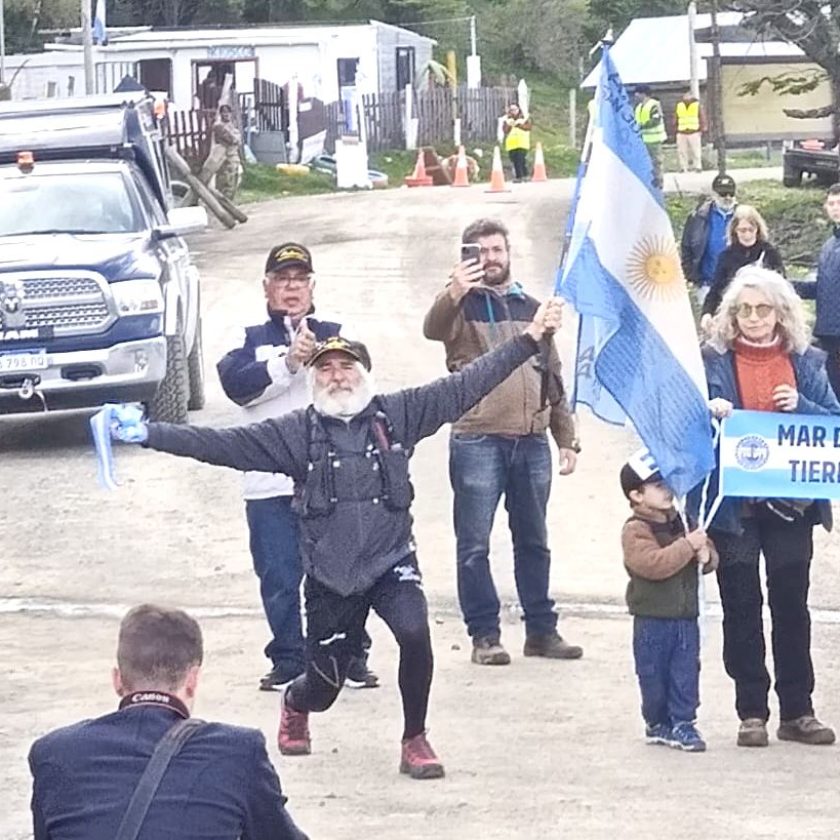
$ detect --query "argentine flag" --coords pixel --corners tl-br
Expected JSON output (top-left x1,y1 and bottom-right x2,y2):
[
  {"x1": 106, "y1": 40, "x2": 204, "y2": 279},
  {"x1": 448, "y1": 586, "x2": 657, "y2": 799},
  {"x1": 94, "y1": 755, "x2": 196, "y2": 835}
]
[{"x1": 557, "y1": 48, "x2": 714, "y2": 497}]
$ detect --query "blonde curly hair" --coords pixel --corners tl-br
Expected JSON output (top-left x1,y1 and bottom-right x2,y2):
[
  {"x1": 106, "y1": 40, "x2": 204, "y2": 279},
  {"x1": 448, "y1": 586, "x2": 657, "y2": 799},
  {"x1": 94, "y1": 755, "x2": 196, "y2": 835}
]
[{"x1": 706, "y1": 265, "x2": 810, "y2": 354}]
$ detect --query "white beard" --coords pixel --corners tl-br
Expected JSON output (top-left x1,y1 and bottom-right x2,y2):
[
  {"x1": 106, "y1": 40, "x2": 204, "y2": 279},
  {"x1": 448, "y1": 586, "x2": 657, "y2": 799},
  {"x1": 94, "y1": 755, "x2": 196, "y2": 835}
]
[{"x1": 311, "y1": 368, "x2": 376, "y2": 419}]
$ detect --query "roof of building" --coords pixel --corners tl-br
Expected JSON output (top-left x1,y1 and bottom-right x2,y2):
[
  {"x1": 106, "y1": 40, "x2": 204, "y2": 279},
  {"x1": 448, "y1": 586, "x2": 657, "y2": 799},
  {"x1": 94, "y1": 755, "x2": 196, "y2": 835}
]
[
  {"x1": 581, "y1": 12, "x2": 804, "y2": 88},
  {"x1": 45, "y1": 20, "x2": 435, "y2": 51}
]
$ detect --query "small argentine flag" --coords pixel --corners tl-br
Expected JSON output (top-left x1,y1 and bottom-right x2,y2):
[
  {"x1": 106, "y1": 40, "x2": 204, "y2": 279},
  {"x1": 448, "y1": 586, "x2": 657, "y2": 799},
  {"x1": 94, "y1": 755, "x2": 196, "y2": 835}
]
[
  {"x1": 556, "y1": 47, "x2": 714, "y2": 498},
  {"x1": 93, "y1": 0, "x2": 108, "y2": 46}
]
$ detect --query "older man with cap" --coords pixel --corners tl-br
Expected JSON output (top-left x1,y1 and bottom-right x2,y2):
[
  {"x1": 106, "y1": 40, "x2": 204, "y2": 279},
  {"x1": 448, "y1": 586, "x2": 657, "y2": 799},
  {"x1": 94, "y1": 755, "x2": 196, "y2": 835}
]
[
  {"x1": 217, "y1": 242, "x2": 377, "y2": 692},
  {"x1": 106, "y1": 298, "x2": 564, "y2": 780},
  {"x1": 680, "y1": 174, "x2": 738, "y2": 307}
]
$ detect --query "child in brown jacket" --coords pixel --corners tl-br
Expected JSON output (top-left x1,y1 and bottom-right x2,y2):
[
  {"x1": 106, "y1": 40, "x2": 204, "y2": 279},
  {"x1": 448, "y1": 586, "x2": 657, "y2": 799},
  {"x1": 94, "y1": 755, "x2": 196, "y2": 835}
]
[{"x1": 620, "y1": 450, "x2": 718, "y2": 752}]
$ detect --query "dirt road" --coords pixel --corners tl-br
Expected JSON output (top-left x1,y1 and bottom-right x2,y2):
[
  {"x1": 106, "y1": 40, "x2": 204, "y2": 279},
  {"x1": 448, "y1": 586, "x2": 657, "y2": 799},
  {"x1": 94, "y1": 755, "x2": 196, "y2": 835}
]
[{"x1": 4, "y1": 168, "x2": 840, "y2": 839}]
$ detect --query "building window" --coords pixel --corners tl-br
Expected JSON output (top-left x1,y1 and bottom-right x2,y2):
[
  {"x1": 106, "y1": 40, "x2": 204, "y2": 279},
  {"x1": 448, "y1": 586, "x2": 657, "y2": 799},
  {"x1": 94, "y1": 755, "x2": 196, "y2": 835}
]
[
  {"x1": 396, "y1": 47, "x2": 415, "y2": 90},
  {"x1": 337, "y1": 58, "x2": 360, "y2": 90},
  {"x1": 139, "y1": 59, "x2": 173, "y2": 98}
]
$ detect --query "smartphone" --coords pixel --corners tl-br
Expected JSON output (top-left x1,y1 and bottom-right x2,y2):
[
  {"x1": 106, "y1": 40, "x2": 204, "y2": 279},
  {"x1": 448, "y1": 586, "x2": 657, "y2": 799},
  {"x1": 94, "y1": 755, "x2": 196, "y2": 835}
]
[{"x1": 460, "y1": 243, "x2": 481, "y2": 265}]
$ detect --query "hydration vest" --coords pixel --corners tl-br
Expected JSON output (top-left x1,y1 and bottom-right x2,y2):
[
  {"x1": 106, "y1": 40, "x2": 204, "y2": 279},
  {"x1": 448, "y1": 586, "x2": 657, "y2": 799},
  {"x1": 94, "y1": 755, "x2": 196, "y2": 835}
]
[{"x1": 296, "y1": 401, "x2": 414, "y2": 518}]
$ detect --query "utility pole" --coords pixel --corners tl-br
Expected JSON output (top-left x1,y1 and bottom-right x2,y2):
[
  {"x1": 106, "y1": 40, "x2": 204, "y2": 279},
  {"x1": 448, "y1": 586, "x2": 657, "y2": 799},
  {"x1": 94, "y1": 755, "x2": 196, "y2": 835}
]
[
  {"x1": 0, "y1": 0, "x2": 6, "y2": 86},
  {"x1": 81, "y1": 0, "x2": 94, "y2": 94},
  {"x1": 687, "y1": 1, "x2": 699, "y2": 99},
  {"x1": 470, "y1": 15, "x2": 477, "y2": 56},
  {"x1": 709, "y1": 0, "x2": 727, "y2": 172}
]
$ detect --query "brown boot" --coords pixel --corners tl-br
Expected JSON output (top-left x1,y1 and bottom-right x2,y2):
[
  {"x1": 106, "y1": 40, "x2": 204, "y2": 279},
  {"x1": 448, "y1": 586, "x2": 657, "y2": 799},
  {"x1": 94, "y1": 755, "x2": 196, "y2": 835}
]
[
  {"x1": 523, "y1": 631, "x2": 583, "y2": 660},
  {"x1": 737, "y1": 718, "x2": 769, "y2": 748},
  {"x1": 777, "y1": 715, "x2": 836, "y2": 746},
  {"x1": 471, "y1": 635, "x2": 511, "y2": 665}
]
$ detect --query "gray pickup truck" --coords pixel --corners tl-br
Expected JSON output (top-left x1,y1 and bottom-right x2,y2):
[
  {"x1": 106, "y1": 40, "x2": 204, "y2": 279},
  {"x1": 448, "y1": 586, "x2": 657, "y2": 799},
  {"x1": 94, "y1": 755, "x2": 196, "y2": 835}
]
[{"x1": 0, "y1": 93, "x2": 206, "y2": 423}]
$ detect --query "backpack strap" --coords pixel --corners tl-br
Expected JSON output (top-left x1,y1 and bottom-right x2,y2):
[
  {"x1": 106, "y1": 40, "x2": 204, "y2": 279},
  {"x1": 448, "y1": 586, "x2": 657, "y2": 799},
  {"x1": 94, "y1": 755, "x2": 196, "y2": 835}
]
[{"x1": 114, "y1": 718, "x2": 205, "y2": 840}]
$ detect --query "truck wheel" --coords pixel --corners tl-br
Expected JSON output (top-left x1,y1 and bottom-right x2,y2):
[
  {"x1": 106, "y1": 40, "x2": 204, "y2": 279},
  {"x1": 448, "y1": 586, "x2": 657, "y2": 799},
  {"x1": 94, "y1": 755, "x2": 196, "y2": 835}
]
[
  {"x1": 782, "y1": 162, "x2": 802, "y2": 188},
  {"x1": 187, "y1": 318, "x2": 206, "y2": 411},
  {"x1": 148, "y1": 333, "x2": 189, "y2": 424}
]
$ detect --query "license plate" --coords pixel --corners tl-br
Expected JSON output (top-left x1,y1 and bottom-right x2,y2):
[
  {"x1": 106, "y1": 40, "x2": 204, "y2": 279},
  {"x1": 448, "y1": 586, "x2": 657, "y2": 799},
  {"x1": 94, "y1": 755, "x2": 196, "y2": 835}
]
[{"x1": 0, "y1": 351, "x2": 48, "y2": 373}]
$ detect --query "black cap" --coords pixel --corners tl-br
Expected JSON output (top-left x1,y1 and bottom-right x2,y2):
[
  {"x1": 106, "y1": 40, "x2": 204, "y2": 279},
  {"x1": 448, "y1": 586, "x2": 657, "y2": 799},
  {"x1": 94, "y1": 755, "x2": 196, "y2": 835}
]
[
  {"x1": 634, "y1": 84, "x2": 652, "y2": 95},
  {"x1": 307, "y1": 336, "x2": 372, "y2": 372},
  {"x1": 711, "y1": 173, "x2": 736, "y2": 197},
  {"x1": 265, "y1": 242, "x2": 313, "y2": 275},
  {"x1": 620, "y1": 463, "x2": 663, "y2": 499}
]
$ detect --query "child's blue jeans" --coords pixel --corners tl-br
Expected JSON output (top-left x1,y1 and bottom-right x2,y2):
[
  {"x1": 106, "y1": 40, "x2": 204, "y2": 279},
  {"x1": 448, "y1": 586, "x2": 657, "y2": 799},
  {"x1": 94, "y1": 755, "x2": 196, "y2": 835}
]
[{"x1": 633, "y1": 616, "x2": 700, "y2": 726}]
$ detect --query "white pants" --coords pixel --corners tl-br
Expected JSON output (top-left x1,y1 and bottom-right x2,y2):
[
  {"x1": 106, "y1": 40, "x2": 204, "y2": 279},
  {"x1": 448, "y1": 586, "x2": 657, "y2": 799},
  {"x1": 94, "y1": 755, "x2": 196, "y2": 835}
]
[{"x1": 676, "y1": 133, "x2": 702, "y2": 172}]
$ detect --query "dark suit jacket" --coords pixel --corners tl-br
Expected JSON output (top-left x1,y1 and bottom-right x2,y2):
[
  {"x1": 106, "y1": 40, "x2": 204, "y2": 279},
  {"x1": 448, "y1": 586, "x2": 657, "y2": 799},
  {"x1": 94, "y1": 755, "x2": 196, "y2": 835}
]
[{"x1": 29, "y1": 705, "x2": 308, "y2": 840}]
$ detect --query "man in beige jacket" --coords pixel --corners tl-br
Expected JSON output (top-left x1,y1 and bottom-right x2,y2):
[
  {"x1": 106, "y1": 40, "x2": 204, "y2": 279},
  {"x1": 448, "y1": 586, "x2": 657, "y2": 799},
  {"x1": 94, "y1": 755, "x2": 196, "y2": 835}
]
[{"x1": 423, "y1": 217, "x2": 583, "y2": 666}]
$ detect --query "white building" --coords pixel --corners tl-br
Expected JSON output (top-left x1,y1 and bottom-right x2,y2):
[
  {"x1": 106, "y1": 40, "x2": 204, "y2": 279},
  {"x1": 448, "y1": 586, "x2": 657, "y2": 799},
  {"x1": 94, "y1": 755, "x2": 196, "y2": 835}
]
[{"x1": 4, "y1": 21, "x2": 435, "y2": 108}]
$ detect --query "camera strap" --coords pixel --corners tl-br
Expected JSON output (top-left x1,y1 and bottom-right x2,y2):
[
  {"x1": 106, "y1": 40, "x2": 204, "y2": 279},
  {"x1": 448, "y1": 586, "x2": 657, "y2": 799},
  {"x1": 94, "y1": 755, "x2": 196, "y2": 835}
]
[{"x1": 114, "y1": 716, "x2": 205, "y2": 840}]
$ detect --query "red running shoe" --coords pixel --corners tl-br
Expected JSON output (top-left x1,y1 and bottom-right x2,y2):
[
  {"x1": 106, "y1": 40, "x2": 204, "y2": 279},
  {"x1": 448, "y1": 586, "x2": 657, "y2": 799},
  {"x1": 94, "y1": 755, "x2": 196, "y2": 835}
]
[
  {"x1": 277, "y1": 691, "x2": 311, "y2": 756},
  {"x1": 399, "y1": 732, "x2": 445, "y2": 779}
]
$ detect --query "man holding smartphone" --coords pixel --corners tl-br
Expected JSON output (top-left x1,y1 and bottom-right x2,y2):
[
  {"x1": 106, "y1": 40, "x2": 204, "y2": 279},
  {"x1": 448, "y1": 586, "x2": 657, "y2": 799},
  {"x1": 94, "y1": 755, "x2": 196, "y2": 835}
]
[{"x1": 422, "y1": 218, "x2": 583, "y2": 666}]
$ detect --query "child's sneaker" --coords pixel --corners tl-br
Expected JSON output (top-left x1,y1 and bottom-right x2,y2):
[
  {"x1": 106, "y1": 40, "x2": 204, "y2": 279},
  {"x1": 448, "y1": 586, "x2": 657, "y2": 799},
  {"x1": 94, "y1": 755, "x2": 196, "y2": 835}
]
[
  {"x1": 669, "y1": 721, "x2": 706, "y2": 752},
  {"x1": 645, "y1": 722, "x2": 673, "y2": 746}
]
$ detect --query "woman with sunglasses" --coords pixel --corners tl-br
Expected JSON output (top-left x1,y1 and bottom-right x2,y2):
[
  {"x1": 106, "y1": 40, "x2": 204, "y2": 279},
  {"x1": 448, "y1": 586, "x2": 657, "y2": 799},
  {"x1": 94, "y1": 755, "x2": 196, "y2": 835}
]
[{"x1": 701, "y1": 266, "x2": 839, "y2": 749}]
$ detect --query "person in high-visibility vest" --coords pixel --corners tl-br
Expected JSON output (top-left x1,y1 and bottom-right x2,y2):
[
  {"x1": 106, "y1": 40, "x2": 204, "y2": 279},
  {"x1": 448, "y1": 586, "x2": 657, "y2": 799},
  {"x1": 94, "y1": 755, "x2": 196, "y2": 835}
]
[
  {"x1": 502, "y1": 104, "x2": 532, "y2": 182},
  {"x1": 675, "y1": 89, "x2": 706, "y2": 173},
  {"x1": 633, "y1": 84, "x2": 666, "y2": 189}
]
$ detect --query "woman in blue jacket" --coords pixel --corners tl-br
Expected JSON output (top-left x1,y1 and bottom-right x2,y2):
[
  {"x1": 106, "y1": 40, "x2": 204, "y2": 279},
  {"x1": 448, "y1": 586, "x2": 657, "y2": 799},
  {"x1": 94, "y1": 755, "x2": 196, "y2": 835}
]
[{"x1": 701, "y1": 266, "x2": 839, "y2": 749}]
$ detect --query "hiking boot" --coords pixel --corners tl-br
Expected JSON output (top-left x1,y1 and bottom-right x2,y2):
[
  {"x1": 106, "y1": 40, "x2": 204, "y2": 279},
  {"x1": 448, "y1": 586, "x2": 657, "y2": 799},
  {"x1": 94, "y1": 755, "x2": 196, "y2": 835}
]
[
  {"x1": 737, "y1": 718, "x2": 769, "y2": 748},
  {"x1": 777, "y1": 715, "x2": 836, "y2": 746},
  {"x1": 345, "y1": 657, "x2": 380, "y2": 689},
  {"x1": 645, "y1": 722, "x2": 673, "y2": 746},
  {"x1": 523, "y1": 631, "x2": 583, "y2": 660},
  {"x1": 471, "y1": 636, "x2": 511, "y2": 666},
  {"x1": 669, "y1": 722, "x2": 707, "y2": 753},
  {"x1": 277, "y1": 690, "x2": 311, "y2": 756},
  {"x1": 259, "y1": 663, "x2": 304, "y2": 692},
  {"x1": 399, "y1": 733, "x2": 445, "y2": 780}
]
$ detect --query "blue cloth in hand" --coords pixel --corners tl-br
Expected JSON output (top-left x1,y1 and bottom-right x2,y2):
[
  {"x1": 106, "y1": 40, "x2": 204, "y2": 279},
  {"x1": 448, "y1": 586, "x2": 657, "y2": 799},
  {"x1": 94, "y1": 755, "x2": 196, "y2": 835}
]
[{"x1": 90, "y1": 403, "x2": 147, "y2": 490}]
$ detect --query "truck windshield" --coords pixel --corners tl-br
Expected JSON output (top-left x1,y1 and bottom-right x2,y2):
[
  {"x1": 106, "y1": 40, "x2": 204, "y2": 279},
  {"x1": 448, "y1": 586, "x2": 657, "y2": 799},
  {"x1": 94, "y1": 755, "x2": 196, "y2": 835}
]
[{"x1": 0, "y1": 171, "x2": 143, "y2": 236}]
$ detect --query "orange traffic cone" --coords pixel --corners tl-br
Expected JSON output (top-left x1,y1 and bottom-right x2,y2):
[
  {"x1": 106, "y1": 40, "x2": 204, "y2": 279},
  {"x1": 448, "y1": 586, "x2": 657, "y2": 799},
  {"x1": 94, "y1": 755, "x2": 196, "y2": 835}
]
[
  {"x1": 405, "y1": 148, "x2": 433, "y2": 187},
  {"x1": 531, "y1": 142, "x2": 548, "y2": 182},
  {"x1": 451, "y1": 145, "x2": 470, "y2": 187},
  {"x1": 486, "y1": 145, "x2": 510, "y2": 193}
]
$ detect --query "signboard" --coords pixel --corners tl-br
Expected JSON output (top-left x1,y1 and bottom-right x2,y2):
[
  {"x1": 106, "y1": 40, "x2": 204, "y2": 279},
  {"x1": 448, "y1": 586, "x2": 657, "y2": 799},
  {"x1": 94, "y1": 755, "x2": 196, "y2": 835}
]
[
  {"x1": 206, "y1": 46, "x2": 255, "y2": 59},
  {"x1": 720, "y1": 409, "x2": 840, "y2": 500}
]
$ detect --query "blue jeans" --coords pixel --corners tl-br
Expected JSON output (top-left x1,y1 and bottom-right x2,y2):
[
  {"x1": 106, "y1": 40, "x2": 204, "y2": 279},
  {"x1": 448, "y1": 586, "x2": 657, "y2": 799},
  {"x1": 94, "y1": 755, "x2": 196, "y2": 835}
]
[
  {"x1": 633, "y1": 616, "x2": 700, "y2": 726},
  {"x1": 246, "y1": 497, "x2": 306, "y2": 671},
  {"x1": 449, "y1": 432, "x2": 557, "y2": 639}
]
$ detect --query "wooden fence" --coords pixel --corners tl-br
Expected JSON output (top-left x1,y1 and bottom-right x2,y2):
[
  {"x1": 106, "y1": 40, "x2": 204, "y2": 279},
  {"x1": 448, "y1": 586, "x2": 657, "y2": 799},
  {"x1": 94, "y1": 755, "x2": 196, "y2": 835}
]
[
  {"x1": 167, "y1": 109, "x2": 217, "y2": 170},
  {"x1": 252, "y1": 78, "x2": 288, "y2": 134},
  {"x1": 325, "y1": 86, "x2": 515, "y2": 153}
]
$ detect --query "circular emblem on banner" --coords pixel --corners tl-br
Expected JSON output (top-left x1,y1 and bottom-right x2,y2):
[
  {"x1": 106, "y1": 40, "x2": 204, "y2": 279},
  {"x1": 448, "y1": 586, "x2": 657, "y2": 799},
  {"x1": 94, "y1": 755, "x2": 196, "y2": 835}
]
[{"x1": 735, "y1": 435, "x2": 770, "y2": 471}]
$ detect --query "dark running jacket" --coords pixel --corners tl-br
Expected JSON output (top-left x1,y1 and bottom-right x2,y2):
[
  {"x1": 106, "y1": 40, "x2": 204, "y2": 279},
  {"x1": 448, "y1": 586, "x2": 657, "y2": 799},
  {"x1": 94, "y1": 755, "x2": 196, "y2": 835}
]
[
  {"x1": 146, "y1": 334, "x2": 540, "y2": 595},
  {"x1": 701, "y1": 241, "x2": 785, "y2": 316},
  {"x1": 795, "y1": 228, "x2": 840, "y2": 338}
]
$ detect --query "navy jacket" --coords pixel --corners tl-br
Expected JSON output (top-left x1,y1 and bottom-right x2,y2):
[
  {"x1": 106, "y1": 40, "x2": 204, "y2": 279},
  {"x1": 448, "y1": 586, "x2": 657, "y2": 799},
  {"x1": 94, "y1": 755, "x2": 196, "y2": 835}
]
[
  {"x1": 146, "y1": 334, "x2": 540, "y2": 596},
  {"x1": 795, "y1": 229, "x2": 840, "y2": 338},
  {"x1": 689, "y1": 343, "x2": 840, "y2": 535},
  {"x1": 29, "y1": 705, "x2": 308, "y2": 840},
  {"x1": 217, "y1": 308, "x2": 342, "y2": 407}
]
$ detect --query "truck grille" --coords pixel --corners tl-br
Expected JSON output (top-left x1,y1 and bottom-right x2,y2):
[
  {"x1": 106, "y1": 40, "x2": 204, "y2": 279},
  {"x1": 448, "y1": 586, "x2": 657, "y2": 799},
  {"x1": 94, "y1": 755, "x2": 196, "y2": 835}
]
[{"x1": 1, "y1": 272, "x2": 114, "y2": 337}]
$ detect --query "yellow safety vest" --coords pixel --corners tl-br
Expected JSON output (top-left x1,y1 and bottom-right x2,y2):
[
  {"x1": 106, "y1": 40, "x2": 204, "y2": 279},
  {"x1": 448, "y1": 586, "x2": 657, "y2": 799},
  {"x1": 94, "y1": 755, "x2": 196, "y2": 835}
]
[
  {"x1": 634, "y1": 99, "x2": 666, "y2": 144},
  {"x1": 676, "y1": 100, "x2": 700, "y2": 133},
  {"x1": 504, "y1": 118, "x2": 531, "y2": 151}
]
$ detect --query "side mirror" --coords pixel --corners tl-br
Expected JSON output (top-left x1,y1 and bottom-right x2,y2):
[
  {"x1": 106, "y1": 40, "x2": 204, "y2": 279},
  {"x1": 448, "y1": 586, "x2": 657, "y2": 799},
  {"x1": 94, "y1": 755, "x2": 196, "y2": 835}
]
[{"x1": 159, "y1": 206, "x2": 208, "y2": 237}]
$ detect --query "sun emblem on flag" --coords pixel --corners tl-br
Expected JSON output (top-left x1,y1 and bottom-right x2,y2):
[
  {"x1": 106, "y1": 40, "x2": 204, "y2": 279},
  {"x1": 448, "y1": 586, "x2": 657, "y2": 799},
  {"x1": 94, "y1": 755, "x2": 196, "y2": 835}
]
[{"x1": 626, "y1": 235, "x2": 685, "y2": 300}]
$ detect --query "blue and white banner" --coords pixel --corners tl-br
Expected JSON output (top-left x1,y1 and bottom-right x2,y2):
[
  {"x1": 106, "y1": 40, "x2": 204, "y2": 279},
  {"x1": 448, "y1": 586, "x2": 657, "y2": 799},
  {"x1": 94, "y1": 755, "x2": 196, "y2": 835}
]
[
  {"x1": 720, "y1": 409, "x2": 840, "y2": 500},
  {"x1": 556, "y1": 47, "x2": 714, "y2": 497}
]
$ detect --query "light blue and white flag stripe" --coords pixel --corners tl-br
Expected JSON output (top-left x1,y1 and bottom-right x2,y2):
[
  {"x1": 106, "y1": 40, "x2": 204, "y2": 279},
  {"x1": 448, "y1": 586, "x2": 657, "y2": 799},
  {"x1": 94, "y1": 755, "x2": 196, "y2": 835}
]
[
  {"x1": 93, "y1": 0, "x2": 108, "y2": 45},
  {"x1": 556, "y1": 48, "x2": 714, "y2": 497}
]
